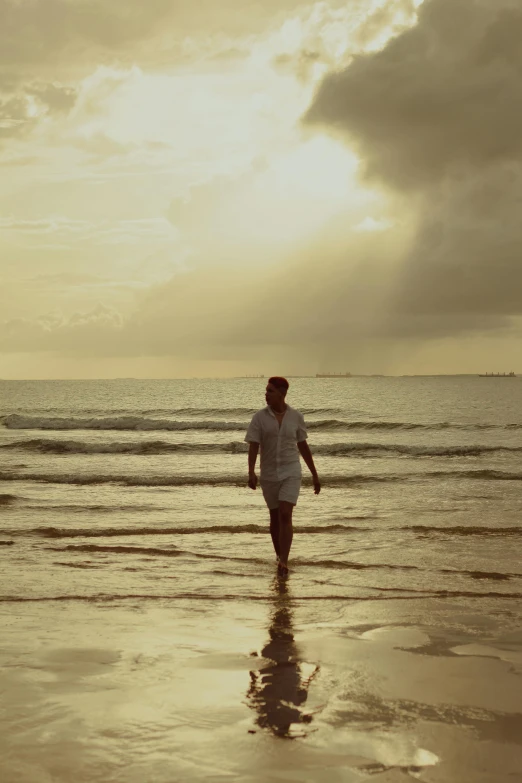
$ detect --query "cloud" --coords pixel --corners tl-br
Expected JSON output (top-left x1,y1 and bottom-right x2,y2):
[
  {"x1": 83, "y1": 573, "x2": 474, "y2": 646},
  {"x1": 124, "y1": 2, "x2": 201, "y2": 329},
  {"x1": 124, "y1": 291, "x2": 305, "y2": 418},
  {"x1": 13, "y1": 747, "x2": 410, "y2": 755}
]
[
  {"x1": 0, "y1": 154, "x2": 40, "y2": 167},
  {"x1": 167, "y1": 136, "x2": 373, "y2": 259},
  {"x1": 30, "y1": 272, "x2": 107, "y2": 286},
  {"x1": 0, "y1": 219, "x2": 404, "y2": 366},
  {"x1": 31, "y1": 82, "x2": 77, "y2": 114},
  {"x1": 353, "y1": 0, "x2": 420, "y2": 52},
  {"x1": 271, "y1": 0, "x2": 419, "y2": 82},
  {"x1": 0, "y1": 216, "x2": 91, "y2": 233},
  {"x1": 0, "y1": 95, "x2": 33, "y2": 138},
  {"x1": 0, "y1": 215, "x2": 179, "y2": 248},
  {"x1": 306, "y1": 0, "x2": 522, "y2": 189},
  {"x1": 1, "y1": 202, "x2": 517, "y2": 375},
  {"x1": 3, "y1": 0, "x2": 521, "y2": 374},
  {"x1": 0, "y1": 305, "x2": 125, "y2": 356},
  {"x1": 391, "y1": 164, "x2": 522, "y2": 333},
  {"x1": 0, "y1": 0, "x2": 321, "y2": 155},
  {"x1": 0, "y1": 0, "x2": 171, "y2": 72},
  {"x1": 0, "y1": 0, "x2": 321, "y2": 78},
  {"x1": 303, "y1": 0, "x2": 522, "y2": 340},
  {"x1": 0, "y1": 265, "x2": 259, "y2": 358},
  {"x1": 0, "y1": 80, "x2": 77, "y2": 143}
]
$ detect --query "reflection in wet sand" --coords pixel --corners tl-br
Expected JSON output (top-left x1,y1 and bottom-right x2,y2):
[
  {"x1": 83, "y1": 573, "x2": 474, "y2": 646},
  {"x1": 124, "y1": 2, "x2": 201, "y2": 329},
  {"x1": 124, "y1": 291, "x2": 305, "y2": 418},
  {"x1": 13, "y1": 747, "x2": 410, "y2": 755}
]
[{"x1": 247, "y1": 576, "x2": 319, "y2": 738}]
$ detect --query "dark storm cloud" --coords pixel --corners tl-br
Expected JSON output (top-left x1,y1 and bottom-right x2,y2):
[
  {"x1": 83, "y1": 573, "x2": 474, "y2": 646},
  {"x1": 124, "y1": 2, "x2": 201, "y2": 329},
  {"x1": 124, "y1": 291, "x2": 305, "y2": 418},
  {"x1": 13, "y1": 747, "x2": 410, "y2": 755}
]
[
  {"x1": 303, "y1": 0, "x2": 522, "y2": 337},
  {"x1": 391, "y1": 164, "x2": 522, "y2": 332},
  {"x1": 306, "y1": 0, "x2": 522, "y2": 189}
]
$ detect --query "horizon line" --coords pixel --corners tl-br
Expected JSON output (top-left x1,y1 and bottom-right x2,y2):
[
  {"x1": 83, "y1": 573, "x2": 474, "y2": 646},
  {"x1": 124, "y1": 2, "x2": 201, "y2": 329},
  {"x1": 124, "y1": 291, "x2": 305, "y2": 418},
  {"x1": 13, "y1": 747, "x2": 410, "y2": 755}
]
[{"x1": 0, "y1": 373, "x2": 519, "y2": 382}]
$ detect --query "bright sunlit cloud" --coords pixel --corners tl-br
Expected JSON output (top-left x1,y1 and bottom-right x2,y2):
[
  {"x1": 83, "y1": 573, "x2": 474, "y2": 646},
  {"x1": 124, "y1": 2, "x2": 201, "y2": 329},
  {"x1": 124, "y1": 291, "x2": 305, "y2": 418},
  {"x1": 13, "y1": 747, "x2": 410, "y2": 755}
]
[{"x1": 354, "y1": 216, "x2": 394, "y2": 232}]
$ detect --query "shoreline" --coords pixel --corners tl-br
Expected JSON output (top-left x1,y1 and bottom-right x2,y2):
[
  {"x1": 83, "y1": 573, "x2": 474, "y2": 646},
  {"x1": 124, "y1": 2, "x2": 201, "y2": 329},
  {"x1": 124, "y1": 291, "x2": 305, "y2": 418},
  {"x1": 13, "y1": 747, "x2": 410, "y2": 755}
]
[{"x1": 2, "y1": 589, "x2": 521, "y2": 782}]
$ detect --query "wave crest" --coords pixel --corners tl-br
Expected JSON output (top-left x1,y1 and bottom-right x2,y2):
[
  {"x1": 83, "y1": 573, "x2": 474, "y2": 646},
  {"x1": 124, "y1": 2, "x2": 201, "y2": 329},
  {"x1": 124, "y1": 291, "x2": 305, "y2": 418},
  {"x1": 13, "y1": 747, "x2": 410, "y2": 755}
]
[
  {"x1": 0, "y1": 470, "x2": 402, "y2": 487},
  {"x1": 4, "y1": 414, "x2": 521, "y2": 433},
  {"x1": 4, "y1": 438, "x2": 522, "y2": 458},
  {"x1": 1, "y1": 468, "x2": 521, "y2": 487}
]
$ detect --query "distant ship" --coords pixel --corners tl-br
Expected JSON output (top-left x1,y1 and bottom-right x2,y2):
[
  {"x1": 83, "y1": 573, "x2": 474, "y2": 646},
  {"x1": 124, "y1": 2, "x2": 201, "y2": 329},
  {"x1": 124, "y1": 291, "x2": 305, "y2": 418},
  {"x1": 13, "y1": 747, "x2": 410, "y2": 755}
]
[
  {"x1": 316, "y1": 372, "x2": 352, "y2": 378},
  {"x1": 478, "y1": 372, "x2": 516, "y2": 377}
]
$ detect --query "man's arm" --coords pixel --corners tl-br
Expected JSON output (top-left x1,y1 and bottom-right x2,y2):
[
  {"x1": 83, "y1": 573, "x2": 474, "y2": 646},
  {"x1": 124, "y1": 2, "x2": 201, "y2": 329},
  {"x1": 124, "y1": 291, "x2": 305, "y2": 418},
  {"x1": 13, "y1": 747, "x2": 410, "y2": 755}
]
[
  {"x1": 297, "y1": 441, "x2": 321, "y2": 494},
  {"x1": 248, "y1": 442, "x2": 259, "y2": 489}
]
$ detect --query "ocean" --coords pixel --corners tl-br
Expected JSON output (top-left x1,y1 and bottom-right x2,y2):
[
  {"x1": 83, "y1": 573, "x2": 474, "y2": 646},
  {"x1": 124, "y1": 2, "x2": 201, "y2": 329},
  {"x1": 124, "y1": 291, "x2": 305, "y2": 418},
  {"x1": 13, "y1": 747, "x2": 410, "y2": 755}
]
[{"x1": 1, "y1": 376, "x2": 521, "y2": 782}]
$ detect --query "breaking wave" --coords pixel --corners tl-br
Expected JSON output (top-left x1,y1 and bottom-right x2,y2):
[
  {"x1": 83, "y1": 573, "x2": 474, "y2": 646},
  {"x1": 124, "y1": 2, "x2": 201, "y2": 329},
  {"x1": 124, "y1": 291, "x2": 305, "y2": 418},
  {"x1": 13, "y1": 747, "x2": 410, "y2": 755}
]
[
  {"x1": 51, "y1": 544, "x2": 182, "y2": 557},
  {"x1": 0, "y1": 470, "x2": 404, "y2": 487},
  {"x1": 2, "y1": 414, "x2": 249, "y2": 432},
  {"x1": 25, "y1": 522, "x2": 376, "y2": 538},
  {"x1": 1, "y1": 439, "x2": 246, "y2": 455},
  {"x1": 35, "y1": 545, "x2": 522, "y2": 580},
  {"x1": 425, "y1": 469, "x2": 522, "y2": 481},
  {"x1": 403, "y1": 524, "x2": 522, "y2": 537},
  {"x1": 3, "y1": 414, "x2": 521, "y2": 433},
  {"x1": 1, "y1": 468, "x2": 521, "y2": 488},
  {"x1": 2, "y1": 406, "x2": 343, "y2": 418},
  {"x1": 3, "y1": 520, "x2": 518, "y2": 540},
  {"x1": 4, "y1": 438, "x2": 522, "y2": 458}
]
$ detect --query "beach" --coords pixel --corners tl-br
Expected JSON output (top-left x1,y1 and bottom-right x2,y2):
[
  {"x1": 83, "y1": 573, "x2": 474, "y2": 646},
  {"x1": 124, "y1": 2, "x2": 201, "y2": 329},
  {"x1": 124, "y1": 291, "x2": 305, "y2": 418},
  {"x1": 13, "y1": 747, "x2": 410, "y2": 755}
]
[
  {"x1": 1, "y1": 377, "x2": 522, "y2": 781},
  {"x1": 2, "y1": 592, "x2": 521, "y2": 782}
]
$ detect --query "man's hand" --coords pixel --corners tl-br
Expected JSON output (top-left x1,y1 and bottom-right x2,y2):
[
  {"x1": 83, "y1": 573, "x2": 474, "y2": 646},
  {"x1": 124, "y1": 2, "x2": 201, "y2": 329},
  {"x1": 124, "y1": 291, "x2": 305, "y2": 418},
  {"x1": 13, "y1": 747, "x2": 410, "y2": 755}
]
[
  {"x1": 247, "y1": 443, "x2": 259, "y2": 490},
  {"x1": 298, "y1": 441, "x2": 320, "y2": 495}
]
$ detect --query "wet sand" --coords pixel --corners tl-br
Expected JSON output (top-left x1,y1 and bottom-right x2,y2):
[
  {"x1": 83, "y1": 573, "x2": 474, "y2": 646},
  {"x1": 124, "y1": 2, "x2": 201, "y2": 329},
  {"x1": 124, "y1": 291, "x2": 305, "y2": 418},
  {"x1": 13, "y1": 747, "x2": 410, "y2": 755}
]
[{"x1": 1, "y1": 580, "x2": 521, "y2": 783}]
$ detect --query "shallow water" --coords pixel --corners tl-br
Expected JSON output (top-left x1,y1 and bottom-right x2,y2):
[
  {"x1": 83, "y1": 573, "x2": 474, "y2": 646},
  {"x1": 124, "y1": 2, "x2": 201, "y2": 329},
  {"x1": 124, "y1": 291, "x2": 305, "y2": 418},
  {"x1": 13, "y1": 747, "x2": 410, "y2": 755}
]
[{"x1": 1, "y1": 376, "x2": 521, "y2": 602}]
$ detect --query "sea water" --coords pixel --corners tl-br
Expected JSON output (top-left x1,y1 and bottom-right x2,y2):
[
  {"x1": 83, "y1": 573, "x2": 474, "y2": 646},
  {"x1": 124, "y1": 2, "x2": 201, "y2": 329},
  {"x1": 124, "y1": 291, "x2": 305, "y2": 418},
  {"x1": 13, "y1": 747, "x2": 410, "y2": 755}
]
[{"x1": 1, "y1": 376, "x2": 521, "y2": 604}]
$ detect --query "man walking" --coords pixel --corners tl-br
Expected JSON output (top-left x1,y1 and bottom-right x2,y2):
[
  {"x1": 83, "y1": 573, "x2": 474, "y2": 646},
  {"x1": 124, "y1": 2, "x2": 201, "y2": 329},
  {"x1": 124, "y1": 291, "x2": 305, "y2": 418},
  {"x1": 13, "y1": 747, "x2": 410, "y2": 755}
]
[{"x1": 245, "y1": 376, "x2": 321, "y2": 574}]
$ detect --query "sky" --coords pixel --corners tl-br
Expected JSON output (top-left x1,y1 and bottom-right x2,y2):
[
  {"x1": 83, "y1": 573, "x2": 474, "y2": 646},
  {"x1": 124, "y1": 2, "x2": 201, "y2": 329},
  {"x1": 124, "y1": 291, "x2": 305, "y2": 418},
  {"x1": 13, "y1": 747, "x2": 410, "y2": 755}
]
[{"x1": 1, "y1": 0, "x2": 521, "y2": 378}]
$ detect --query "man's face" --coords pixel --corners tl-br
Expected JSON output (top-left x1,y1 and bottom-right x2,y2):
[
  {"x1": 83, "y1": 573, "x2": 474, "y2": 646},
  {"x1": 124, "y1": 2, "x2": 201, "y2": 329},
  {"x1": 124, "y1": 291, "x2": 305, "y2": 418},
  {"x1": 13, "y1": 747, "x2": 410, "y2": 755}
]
[{"x1": 265, "y1": 383, "x2": 284, "y2": 407}]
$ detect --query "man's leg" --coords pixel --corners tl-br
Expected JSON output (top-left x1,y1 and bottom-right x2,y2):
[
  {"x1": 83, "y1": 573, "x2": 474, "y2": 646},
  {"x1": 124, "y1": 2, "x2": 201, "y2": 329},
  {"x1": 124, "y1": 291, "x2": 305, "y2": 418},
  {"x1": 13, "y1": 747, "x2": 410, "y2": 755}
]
[
  {"x1": 261, "y1": 482, "x2": 281, "y2": 560},
  {"x1": 269, "y1": 507, "x2": 280, "y2": 559},
  {"x1": 278, "y1": 500, "x2": 294, "y2": 570}
]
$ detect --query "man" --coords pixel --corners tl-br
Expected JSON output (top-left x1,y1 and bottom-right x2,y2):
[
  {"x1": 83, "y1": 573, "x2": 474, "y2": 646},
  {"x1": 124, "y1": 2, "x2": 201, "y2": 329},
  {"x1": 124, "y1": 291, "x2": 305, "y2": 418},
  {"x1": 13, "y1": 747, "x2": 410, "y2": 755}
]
[{"x1": 245, "y1": 376, "x2": 321, "y2": 575}]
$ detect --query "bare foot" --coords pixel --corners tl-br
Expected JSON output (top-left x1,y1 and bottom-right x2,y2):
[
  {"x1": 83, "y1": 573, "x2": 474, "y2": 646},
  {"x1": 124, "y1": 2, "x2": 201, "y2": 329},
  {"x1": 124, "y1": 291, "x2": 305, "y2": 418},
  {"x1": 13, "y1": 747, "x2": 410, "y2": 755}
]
[{"x1": 277, "y1": 561, "x2": 289, "y2": 576}]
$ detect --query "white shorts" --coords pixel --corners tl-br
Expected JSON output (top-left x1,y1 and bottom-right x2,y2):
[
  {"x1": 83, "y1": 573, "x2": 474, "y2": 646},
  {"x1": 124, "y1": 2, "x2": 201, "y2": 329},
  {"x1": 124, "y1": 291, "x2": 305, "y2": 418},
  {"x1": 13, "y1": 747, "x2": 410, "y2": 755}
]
[{"x1": 260, "y1": 477, "x2": 301, "y2": 509}]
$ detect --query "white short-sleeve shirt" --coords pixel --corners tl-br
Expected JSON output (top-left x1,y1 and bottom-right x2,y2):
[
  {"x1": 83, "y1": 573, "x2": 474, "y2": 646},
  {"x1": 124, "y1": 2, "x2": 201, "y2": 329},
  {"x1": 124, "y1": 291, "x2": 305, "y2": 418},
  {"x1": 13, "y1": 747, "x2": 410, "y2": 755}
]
[{"x1": 245, "y1": 405, "x2": 308, "y2": 481}]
